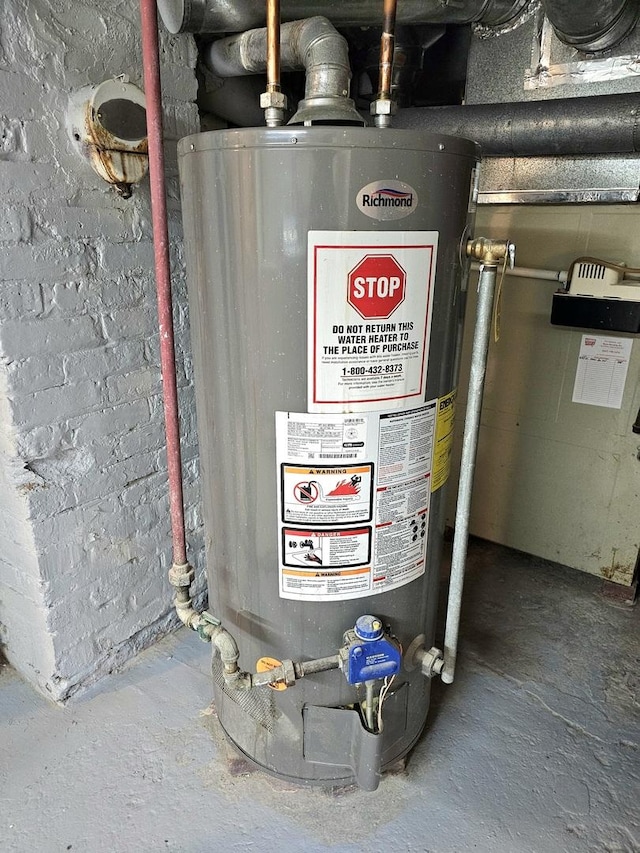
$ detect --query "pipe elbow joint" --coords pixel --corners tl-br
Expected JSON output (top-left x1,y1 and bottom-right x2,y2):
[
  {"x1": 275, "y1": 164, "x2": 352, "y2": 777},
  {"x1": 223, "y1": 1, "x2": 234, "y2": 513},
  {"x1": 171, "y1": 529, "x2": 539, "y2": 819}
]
[{"x1": 208, "y1": 624, "x2": 241, "y2": 667}]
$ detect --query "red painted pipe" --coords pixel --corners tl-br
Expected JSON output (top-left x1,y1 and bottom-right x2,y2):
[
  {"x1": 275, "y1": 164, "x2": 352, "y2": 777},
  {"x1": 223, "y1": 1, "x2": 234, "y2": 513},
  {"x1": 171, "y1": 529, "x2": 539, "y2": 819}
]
[{"x1": 139, "y1": 0, "x2": 188, "y2": 568}]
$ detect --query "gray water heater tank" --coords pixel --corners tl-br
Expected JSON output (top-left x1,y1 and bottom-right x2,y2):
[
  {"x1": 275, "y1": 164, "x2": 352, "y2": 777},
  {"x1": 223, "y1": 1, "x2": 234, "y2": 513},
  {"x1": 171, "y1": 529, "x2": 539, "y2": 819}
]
[{"x1": 178, "y1": 127, "x2": 478, "y2": 789}]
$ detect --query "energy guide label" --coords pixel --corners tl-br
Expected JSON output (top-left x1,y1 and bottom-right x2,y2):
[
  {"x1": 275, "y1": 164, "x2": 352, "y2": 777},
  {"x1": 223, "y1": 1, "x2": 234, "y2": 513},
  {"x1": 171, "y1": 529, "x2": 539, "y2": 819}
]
[{"x1": 276, "y1": 405, "x2": 437, "y2": 601}]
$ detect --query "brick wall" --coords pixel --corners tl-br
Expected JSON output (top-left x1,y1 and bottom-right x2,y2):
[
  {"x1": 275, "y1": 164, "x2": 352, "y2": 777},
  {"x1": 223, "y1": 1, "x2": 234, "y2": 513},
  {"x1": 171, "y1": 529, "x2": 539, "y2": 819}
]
[{"x1": 0, "y1": 0, "x2": 203, "y2": 700}]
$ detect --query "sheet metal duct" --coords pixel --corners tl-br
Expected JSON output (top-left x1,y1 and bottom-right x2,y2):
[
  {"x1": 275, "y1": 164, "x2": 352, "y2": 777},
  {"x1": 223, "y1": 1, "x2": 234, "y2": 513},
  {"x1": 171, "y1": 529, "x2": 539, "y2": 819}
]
[
  {"x1": 395, "y1": 93, "x2": 640, "y2": 157},
  {"x1": 158, "y1": 0, "x2": 529, "y2": 34},
  {"x1": 541, "y1": 0, "x2": 640, "y2": 52}
]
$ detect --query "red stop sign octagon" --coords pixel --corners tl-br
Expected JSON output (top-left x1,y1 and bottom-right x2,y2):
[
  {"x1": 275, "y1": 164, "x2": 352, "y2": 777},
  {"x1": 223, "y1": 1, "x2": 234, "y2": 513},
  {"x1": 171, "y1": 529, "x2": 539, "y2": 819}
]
[{"x1": 347, "y1": 254, "x2": 407, "y2": 320}]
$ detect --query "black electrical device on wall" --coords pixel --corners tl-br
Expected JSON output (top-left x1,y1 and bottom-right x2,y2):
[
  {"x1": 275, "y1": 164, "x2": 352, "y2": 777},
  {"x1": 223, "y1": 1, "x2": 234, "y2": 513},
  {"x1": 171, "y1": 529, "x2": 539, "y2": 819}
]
[{"x1": 551, "y1": 257, "x2": 640, "y2": 334}]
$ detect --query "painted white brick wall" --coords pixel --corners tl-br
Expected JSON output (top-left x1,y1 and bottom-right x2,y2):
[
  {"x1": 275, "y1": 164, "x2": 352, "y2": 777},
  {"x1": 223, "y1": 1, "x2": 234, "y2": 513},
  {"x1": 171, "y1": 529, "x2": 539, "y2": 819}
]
[{"x1": 0, "y1": 0, "x2": 204, "y2": 700}]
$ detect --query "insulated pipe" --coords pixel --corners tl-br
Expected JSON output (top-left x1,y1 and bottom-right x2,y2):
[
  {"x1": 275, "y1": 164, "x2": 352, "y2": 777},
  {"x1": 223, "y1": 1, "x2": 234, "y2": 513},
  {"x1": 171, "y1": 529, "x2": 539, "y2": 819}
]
[
  {"x1": 139, "y1": 0, "x2": 188, "y2": 570},
  {"x1": 206, "y1": 17, "x2": 363, "y2": 125},
  {"x1": 541, "y1": 0, "x2": 640, "y2": 52},
  {"x1": 395, "y1": 93, "x2": 640, "y2": 157},
  {"x1": 442, "y1": 240, "x2": 514, "y2": 684},
  {"x1": 158, "y1": 0, "x2": 529, "y2": 33}
]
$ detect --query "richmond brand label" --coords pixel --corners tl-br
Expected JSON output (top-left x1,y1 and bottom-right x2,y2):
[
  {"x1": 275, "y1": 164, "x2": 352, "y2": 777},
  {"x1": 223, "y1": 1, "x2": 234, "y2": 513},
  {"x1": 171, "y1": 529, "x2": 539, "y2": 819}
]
[{"x1": 356, "y1": 180, "x2": 418, "y2": 221}]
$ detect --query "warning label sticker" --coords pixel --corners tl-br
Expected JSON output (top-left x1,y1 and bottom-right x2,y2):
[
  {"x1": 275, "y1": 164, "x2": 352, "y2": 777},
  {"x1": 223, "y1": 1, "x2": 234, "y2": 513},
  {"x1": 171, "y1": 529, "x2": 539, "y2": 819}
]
[
  {"x1": 308, "y1": 230, "x2": 438, "y2": 413},
  {"x1": 281, "y1": 464, "x2": 374, "y2": 525},
  {"x1": 276, "y1": 405, "x2": 437, "y2": 601},
  {"x1": 282, "y1": 527, "x2": 371, "y2": 568}
]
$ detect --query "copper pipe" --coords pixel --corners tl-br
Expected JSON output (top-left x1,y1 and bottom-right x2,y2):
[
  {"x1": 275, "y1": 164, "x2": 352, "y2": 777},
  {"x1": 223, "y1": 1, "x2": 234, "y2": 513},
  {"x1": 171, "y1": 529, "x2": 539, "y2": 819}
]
[
  {"x1": 266, "y1": 0, "x2": 281, "y2": 93},
  {"x1": 139, "y1": 0, "x2": 188, "y2": 568},
  {"x1": 378, "y1": 0, "x2": 398, "y2": 99}
]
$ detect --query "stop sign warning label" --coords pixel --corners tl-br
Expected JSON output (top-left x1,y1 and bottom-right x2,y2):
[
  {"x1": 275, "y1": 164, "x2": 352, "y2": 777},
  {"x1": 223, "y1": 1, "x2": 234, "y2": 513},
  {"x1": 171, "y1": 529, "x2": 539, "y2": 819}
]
[
  {"x1": 348, "y1": 255, "x2": 406, "y2": 320},
  {"x1": 308, "y1": 230, "x2": 438, "y2": 413}
]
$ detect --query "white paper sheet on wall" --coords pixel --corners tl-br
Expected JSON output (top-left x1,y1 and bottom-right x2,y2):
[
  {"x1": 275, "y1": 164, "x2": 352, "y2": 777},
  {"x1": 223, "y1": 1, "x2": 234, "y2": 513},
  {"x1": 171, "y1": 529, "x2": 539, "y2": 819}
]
[{"x1": 572, "y1": 334, "x2": 633, "y2": 409}]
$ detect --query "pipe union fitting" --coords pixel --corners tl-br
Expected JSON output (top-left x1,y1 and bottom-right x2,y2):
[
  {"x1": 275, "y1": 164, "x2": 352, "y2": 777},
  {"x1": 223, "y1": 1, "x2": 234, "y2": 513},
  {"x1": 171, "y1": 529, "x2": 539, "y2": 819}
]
[
  {"x1": 370, "y1": 98, "x2": 397, "y2": 116},
  {"x1": 260, "y1": 90, "x2": 288, "y2": 110},
  {"x1": 168, "y1": 562, "x2": 195, "y2": 588}
]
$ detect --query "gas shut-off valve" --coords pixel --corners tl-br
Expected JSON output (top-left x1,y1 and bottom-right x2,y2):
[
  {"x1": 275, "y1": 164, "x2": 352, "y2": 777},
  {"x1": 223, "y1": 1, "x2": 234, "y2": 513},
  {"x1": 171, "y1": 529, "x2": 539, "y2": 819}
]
[{"x1": 339, "y1": 615, "x2": 402, "y2": 685}]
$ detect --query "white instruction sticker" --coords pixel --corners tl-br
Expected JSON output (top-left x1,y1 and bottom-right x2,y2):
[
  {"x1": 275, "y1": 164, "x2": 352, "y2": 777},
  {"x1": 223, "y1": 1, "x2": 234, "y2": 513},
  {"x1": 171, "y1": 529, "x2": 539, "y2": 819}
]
[
  {"x1": 308, "y1": 231, "x2": 438, "y2": 413},
  {"x1": 276, "y1": 405, "x2": 437, "y2": 601},
  {"x1": 572, "y1": 334, "x2": 632, "y2": 409}
]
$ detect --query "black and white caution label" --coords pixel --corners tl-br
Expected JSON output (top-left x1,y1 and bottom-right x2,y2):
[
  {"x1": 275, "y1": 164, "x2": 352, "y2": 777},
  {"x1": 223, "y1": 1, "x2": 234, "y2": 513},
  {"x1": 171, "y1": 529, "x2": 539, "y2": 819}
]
[{"x1": 276, "y1": 405, "x2": 437, "y2": 601}]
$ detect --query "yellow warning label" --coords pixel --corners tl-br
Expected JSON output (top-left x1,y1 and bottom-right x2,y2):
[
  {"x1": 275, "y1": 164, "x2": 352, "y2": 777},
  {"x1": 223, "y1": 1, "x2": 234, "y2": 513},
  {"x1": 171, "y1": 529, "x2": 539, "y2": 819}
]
[
  {"x1": 256, "y1": 656, "x2": 288, "y2": 691},
  {"x1": 432, "y1": 389, "x2": 456, "y2": 492}
]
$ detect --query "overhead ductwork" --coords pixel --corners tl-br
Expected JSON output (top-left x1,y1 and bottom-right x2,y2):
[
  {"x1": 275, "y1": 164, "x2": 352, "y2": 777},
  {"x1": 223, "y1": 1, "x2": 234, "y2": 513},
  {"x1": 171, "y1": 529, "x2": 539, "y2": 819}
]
[
  {"x1": 158, "y1": 0, "x2": 529, "y2": 34},
  {"x1": 540, "y1": 0, "x2": 640, "y2": 53},
  {"x1": 395, "y1": 93, "x2": 640, "y2": 157}
]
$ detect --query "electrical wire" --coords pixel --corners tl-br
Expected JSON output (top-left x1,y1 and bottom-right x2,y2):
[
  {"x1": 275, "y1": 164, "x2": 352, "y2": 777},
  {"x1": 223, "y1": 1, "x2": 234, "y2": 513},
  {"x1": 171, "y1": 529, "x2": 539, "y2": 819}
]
[
  {"x1": 376, "y1": 639, "x2": 403, "y2": 732},
  {"x1": 376, "y1": 675, "x2": 395, "y2": 732}
]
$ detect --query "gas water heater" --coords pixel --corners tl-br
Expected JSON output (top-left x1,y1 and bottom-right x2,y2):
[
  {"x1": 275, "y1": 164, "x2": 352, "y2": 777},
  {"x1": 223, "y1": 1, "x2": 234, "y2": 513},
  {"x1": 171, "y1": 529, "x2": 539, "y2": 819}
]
[{"x1": 177, "y1": 127, "x2": 479, "y2": 790}]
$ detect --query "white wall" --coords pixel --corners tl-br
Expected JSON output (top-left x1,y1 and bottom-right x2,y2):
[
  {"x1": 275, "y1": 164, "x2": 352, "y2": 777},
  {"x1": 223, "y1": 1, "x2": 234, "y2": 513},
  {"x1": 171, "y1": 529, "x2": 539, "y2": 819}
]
[
  {"x1": 0, "y1": 0, "x2": 204, "y2": 699},
  {"x1": 449, "y1": 205, "x2": 640, "y2": 586}
]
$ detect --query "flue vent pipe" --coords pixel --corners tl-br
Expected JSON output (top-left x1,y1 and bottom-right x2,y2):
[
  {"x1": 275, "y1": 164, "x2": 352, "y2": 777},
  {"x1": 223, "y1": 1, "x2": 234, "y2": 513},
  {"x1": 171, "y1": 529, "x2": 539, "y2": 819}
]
[{"x1": 205, "y1": 16, "x2": 364, "y2": 125}]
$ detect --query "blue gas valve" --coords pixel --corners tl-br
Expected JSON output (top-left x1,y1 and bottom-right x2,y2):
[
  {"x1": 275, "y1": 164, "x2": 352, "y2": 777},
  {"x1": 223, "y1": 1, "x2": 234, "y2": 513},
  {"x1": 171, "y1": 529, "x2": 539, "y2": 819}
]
[{"x1": 340, "y1": 615, "x2": 402, "y2": 685}]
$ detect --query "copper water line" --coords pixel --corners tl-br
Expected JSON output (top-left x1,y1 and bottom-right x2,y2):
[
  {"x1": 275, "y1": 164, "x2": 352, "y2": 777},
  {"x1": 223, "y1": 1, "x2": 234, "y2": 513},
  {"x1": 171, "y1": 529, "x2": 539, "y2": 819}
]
[
  {"x1": 266, "y1": 0, "x2": 282, "y2": 94},
  {"x1": 378, "y1": 0, "x2": 398, "y2": 101},
  {"x1": 139, "y1": 0, "x2": 188, "y2": 569}
]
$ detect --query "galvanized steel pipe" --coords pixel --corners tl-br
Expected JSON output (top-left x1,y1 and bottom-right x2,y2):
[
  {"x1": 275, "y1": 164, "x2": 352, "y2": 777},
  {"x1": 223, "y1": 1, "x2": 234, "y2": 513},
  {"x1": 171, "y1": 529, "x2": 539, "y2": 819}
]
[{"x1": 442, "y1": 251, "x2": 507, "y2": 684}]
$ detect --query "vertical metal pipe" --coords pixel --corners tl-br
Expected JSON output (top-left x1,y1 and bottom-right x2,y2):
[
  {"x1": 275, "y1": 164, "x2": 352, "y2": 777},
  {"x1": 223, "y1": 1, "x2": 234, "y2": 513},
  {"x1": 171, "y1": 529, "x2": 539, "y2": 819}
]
[
  {"x1": 365, "y1": 680, "x2": 375, "y2": 731},
  {"x1": 372, "y1": 0, "x2": 398, "y2": 127},
  {"x1": 441, "y1": 263, "x2": 498, "y2": 684},
  {"x1": 378, "y1": 0, "x2": 398, "y2": 101},
  {"x1": 262, "y1": 0, "x2": 286, "y2": 126},
  {"x1": 139, "y1": 0, "x2": 188, "y2": 568},
  {"x1": 266, "y1": 0, "x2": 281, "y2": 93}
]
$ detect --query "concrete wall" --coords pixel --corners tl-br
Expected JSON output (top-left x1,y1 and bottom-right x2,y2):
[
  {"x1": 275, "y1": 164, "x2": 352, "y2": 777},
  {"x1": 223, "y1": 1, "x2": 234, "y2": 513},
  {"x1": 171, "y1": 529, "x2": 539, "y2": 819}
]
[
  {"x1": 449, "y1": 205, "x2": 640, "y2": 585},
  {"x1": 0, "y1": 0, "x2": 203, "y2": 699}
]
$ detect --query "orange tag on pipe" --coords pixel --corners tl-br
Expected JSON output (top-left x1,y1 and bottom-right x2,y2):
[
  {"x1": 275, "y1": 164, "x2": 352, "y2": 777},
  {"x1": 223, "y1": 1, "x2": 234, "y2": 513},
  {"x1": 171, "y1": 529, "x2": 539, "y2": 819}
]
[{"x1": 256, "y1": 657, "x2": 288, "y2": 690}]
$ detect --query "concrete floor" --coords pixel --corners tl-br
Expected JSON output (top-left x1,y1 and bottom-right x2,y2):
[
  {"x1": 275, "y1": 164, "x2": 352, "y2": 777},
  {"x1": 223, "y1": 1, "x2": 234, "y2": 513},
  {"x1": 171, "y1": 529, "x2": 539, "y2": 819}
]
[{"x1": 1, "y1": 540, "x2": 639, "y2": 853}]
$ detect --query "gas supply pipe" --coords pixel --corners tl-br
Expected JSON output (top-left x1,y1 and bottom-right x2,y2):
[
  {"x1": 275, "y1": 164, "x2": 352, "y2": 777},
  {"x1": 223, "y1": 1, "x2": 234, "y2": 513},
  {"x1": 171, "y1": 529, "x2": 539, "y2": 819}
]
[{"x1": 139, "y1": 0, "x2": 243, "y2": 670}]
